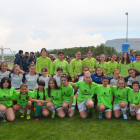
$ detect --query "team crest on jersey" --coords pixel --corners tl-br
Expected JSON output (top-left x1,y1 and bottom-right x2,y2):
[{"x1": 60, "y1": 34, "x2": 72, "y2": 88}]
[
  {"x1": 135, "y1": 97, "x2": 138, "y2": 100},
  {"x1": 56, "y1": 92, "x2": 58, "y2": 96},
  {"x1": 123, "y1": 92, "x2": 125, "y2": 95}
]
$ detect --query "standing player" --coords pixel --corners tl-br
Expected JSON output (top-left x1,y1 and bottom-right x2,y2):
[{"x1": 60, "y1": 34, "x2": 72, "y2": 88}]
[
  {"x1": 96, "y1": 54, "x2": 110, "y2": 76},
  {"x1": 107, "y1": 54, "x2": 118, "y2": 76},
  {"x1": 118, "y1": 51, "x2": 132, "y2": 77},
  {"x1": 82, "y1": 49, "x2": 96, "y2": 74}
]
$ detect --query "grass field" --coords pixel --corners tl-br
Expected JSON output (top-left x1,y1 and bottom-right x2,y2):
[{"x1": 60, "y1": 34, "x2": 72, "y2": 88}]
[
  {"x1": 7, "y1": 63, "x2": 14, "y2": 69},
  {"x1": 1, "y1": 109, "x2": 140, "y2": 140}
]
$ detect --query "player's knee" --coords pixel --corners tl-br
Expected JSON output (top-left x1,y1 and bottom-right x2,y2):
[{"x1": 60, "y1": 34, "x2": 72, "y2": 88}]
[
  {"x1": 0, "y1": 106, "x2": 6, "y2": 112},
  {"x1": 7, "y1": 116, "x2": 15, "y2": 122},
  {"x1": 27, "y1": 101, "x2": 32, "y2": 106},
  {"x1": 47, "y1": 103, "x2": 52, "y2": 108},
  {"x1": 59, "y1": 113, "x2": 65, "y2": 118},
  {"x1": 131, "y1": 104, "x2": 135, "y2": 109},
  {"x1": 62, "y1": 104, "x2": 68, "y2": 110},
  {"x1": 106, "y1": 116, "x2": 111, "y2": 120},
  {"x1": 99, "y1": 105, "x2": 105, "y2": 112},
  {"x1": 43, "y1": 111, "x2": 49, "y2": 117},
  {"x1": 120, "y1": 102, "x2": 126, "y2": 108},
  {"x1": 69, "y1": 113, "x2": 74, "y2": 118},
  {"x1": 114, "y1": 114, "x2": 120, "y2": 119},
  {"x1": 87, "y1": 102, "x2": 94, "y2": 108},
  {"x1": 80, "y1": 114, "x2": 87, "y2": 119}
]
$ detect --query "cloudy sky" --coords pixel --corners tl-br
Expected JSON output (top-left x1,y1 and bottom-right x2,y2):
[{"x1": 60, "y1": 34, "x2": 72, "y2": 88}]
[{"x1": 0, "y1": 0, "x2": 140, "y2": 54}]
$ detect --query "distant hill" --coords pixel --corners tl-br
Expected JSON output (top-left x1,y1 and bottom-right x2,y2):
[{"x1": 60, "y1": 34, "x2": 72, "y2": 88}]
[{"x1": 105, "y1": 38, "x2": 140, "y2": 52}]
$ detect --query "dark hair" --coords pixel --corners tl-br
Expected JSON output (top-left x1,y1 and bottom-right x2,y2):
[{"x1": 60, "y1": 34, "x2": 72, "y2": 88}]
[
  {"x1": 29, "y1": 64, "x2": 36, "y2": 69},
  {"x1": 25, "y1": 52, "x2": 29, "y2": 55},
  {"x1": 29, "y1": 64, "x2": 36, "y2": 74},
  {"x1": 128, "y1": 68, "x2": 140, "y2": 76},
  {"x1": 0, "y1": 77, "x2": 11, "y2": 89},
  {"x1": 19, "y1": 84, "x2": 28, "y2": 100},
  {"x1": 66, "y1": 75, "x2": 72, "y2": 82},
  {"x1": 30, "y1": 52, "x2": 34, "y2": 55},
  {"x1": 102, "y1": 76, "x2": 109, "y2": 81},
  {"x1": 41, "y1": 48, "x2": 47, "y2": 53},
  {"x1": 111, "y1": 54, "x2": 117, "y2": 58},
  {"x1": 87, "y1": 49, "x2": 92, "y2": 53},
  {"x1": 117, "y1": 79, "x2": 126, "y2": 90},
  {"x1": 60, "y1": 74, "x2": 67, "y2": 80},
  {"x1": 121, "y1": 51, "x2": 131, "y2": 64},
  {"x1": 47, "y1": 78, "x2": 61, "y2": 98},
  {"x1": 136, "y1": 54, "x2": 140, "y2": 57},
  {"x1": 41, "y1": 67, "x2": 47, "y2": 72},
  {"x1": 78, "y1": 66, "x2": 89, "y2": 77},
  {"x1": 58, "y1": 51, "x2": 64, "y2": 55},
  {"x1": 132, "y1": 81, "x2": 139, "y2": 87},
  {"x1": 19, "y1": 50, "x2": 23, "y2": 54},
  {"x1": 57, "y1": 67, "x2": 63, "y2": 72},
  {"x1": 76, "y1": 51, "x2": 81, "y2": 54},
  {"x1": 37, "y1": 80, "x2": 45, "y2": 100},
  {"x1": 95, "y1": 66, "x2": 104, "y2": 77},
  {"x1": 0, "y1": 62, "x2": 8, "y2": 70}
]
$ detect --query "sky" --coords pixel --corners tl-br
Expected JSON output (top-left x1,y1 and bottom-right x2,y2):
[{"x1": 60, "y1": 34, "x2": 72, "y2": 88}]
[{"x1": 0, "y1": 0, "x2": 140, "y2": 54}]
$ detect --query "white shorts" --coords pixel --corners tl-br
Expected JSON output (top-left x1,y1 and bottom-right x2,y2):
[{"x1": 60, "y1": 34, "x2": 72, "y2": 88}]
[
  {"x1": 76, "y1": 89, "x2": 79, "y2": 95},
  {"x1": 130, "y1": 107, "x2": 140, "y2": 114},
  {"x1": 78, "y1": 99, "x2": 92, "y2": 112},
  {"x1": 62, "y1": 101, "x2": 76, "y2": 109},
  {"x1": 54, "y1": 105, "x2": 63, "y2": 111},
  {"x1": 113, "y1": 101, "x2": 128, "y2": 111}
]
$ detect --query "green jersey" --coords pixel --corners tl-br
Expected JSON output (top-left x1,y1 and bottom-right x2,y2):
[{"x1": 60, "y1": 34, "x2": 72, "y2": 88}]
[
  {"x1": 118, "y1": 61, "x2": 132, "y2": 77},
  {"x1": 59, "y1": 84, "x2": 74, "y2": 103},
  {"x1": 132, "y1": 61, "x2": 140, "y2": 71},
  {"x1": 82, "y1": 58, "x2": 96, "y2": 74},
  {"x1": 46, "y1": 88, "x2": 62, "y2": 106},
  {"x1": 128, "y1": 89, "x2": 140, "y2": 107},
  {"x1": 53, "y1": 59, "x2": 69, "y2": 74},
  {"x1": 107, "y1": 61, "x2": 119, "y2": 76},
  {"x1": 75, "y1": 81, "x2": 99, "y2": 103},
  {"x1": 69, "y1": 59, "x2": 82, "y2": 78},
  {"x1": 30, "y1": 90, "x2": 48, "y2": 106},
  {"x1": 36, "y1": 56, "x2": 53, "y2": 75},
  {"x1": 95, "y1": 85, "x2": 112, "y2": 109},
  {"x1": 0, "y1": 87, "x2": 16, "y2": 108},
  {"x1": 12, "y1": 92, "x2": 32, "y2": 106},
  {"x1": 112, "y1": 86, "x2": 130, "y2": 104},
  {"x1": 96, "y1": 62, "x2": 110, "y2": 75}
]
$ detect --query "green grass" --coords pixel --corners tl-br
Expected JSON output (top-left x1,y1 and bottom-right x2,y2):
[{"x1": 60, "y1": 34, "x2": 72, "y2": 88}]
[
  {"x1": 1, "y1": 110, "x2": 140, "y2": 140},
  {"x1": 7, "y1": 63, "x2": 14, "y2": 69}
]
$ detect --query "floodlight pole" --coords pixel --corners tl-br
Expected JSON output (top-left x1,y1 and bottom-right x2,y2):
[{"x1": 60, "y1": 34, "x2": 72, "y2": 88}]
[{"x1": 125, "y1": 12, "x2": 128, "y2": 43}]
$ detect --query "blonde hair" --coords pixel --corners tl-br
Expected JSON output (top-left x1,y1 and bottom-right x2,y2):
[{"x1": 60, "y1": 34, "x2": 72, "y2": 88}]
[{"x1": 83, "y1": 71, "x2": 92, "y2": 87}]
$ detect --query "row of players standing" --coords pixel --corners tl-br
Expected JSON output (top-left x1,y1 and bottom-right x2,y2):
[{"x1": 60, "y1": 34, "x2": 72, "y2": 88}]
[{"x1": 14, "y1": 48, "x2": 140, "y2": 78}]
